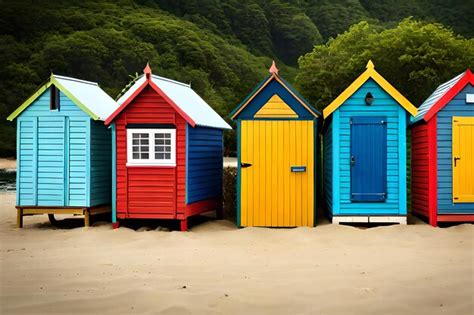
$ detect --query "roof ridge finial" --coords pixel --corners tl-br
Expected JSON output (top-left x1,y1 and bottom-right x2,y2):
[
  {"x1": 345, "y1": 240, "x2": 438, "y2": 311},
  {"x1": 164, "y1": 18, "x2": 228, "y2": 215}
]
[
  {"x1": 269, "y1": 60, "x2": 279, "y2": 75},
  {"x1": 144, "y1": 62, "x2": 152, "y2": 79},
  {"x1": 366, "y1": 60, "x2": 375, "y2": 70}
]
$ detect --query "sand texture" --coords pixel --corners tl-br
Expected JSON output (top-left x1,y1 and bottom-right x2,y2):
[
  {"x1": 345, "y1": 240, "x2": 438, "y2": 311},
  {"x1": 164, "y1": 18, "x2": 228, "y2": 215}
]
[{"x1": 0, "y1": 192, "x2": 473, "y2": 314}]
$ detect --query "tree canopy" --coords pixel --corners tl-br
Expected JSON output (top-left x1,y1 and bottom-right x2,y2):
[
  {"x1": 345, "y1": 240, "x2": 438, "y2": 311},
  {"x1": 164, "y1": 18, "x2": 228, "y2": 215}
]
[
  {"x1": 296, "y1": 19, "x2": 474, "y2": 111},
  {"x1": 0, "y1": 0, "x2": 472, "y2": 156}
]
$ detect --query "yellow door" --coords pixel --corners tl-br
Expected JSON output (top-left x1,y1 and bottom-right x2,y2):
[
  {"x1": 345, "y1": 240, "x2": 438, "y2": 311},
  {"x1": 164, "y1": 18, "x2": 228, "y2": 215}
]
[
  {"x1": 240, "y1": 120, "x2": 314, "y2": 227},
  {"x1": 452, "y1": 117, "x2": 474, "y2": 203}
]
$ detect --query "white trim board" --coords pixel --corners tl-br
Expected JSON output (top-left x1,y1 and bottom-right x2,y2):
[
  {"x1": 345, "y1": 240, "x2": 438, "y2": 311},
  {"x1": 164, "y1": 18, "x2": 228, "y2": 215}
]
[{"x1": 332, "y1": 216, "x2": 407, "y2": 225}]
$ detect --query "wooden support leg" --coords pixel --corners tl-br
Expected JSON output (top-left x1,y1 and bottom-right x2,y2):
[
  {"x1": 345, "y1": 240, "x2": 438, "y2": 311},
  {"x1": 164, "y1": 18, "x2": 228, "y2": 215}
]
[
  {"x1": 84, "y1": 210, "x2": 90, "y2": 227},
  {"x1": 180, "y1": 219, "x2": 188, "y2": 232},
  {"x1": 16, "y1": 208, "x2": 23, "y2": 228}
]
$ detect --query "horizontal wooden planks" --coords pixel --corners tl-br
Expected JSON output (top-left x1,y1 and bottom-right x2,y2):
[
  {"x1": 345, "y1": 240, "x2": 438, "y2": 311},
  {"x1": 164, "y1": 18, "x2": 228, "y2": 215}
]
[
  {"x1": 186, "y1": 126, "x2": 223, "y2": 204},
  {"x1": 336, "y1": 79, "x2": 403, "y2": 215},
  {"x1": 411, "y1": 122, "x2": 431, "y2": 218},
  {"x1": 115, "y1": 86, "x2": 186, "y2": 218},
  {"x1": 436, "y1": 84, "x2": 474, "y2": 214}
]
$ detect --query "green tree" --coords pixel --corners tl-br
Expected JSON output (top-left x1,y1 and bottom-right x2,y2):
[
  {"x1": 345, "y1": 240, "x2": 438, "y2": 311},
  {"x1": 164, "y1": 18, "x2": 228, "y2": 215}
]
[{"x1": 296, "y1": 19, "x2": 474, "y2": 110}]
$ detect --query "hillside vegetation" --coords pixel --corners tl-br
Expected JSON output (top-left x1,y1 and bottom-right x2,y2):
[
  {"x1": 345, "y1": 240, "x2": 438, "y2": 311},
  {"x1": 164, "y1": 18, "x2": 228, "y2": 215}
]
[{"x1": 0, "y1": 0, "x2": 472, "y2": 156}]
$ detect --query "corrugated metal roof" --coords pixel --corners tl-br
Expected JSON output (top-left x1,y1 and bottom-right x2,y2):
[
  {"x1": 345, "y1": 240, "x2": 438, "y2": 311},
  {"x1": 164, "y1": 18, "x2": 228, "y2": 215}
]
[
  {"x1": 117, "y1": 74, "x2": 231, "y2": 130},
  {"x1": 54, "y1": 75, "x2": 119, "y2": 121},
  {"x1": 412, "y1": 72, "x2": 464, "y2": 123}
]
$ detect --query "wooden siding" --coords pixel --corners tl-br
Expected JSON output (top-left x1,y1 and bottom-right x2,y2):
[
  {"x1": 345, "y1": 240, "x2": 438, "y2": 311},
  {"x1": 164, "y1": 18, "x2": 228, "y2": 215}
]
[
  {"x1": 323, "y1": 120, "x2": 333, "y2": 212},
  {"x1": 411, "y1": 122, "x2": 431, "y2": 218},
  {"x1": 16, "y1": 88, "x2": 89, "y2": 207},
  {"x1": 436, "y1": 84, "x2": 474, "y2": 213},
  {"x1": 240, "y1": 120, "x2": 314, "y2": 227},
  {"x1": 335, "y1": 79, "x2": 406, "y2": 215},
  {"x1": 115, "y1": 86, "x2": 186, "y2": 218},
  {"x1": 235, "y1": 80, "x2": 316, "y2": 119},
  {"x1": 17, "y1": 118, "x2": 36, "y2": 205},
  {"x1": 90, "y1": 120, "x2": 112, "y2": 206},
  {"x1": 186, "y1": 125, "x2": 223, "y2": 204}
]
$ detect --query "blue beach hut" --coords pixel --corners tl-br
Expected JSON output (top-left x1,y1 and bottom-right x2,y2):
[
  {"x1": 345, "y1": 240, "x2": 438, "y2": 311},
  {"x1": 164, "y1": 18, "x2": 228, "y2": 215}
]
[
  {"x1": 7, "y1": 74, "x2": 119, "y2": 228},
  {"x1": 322, "y1": 61, "x2": 417, "y2": 224}
]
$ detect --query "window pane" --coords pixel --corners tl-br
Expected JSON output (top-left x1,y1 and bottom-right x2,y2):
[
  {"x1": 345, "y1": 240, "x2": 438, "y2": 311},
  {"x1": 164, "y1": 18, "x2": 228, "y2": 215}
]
[
  {"x1": 132, "y1": 146, "x2": 139, "y2": 152},
  {"x1": 156, "y1": 153, "x2": 164, "y2": 159},
  {"x1": 141, "y1": 153, "x2": 149, "y2": 159},
  {"x1": 142, "y1": 146, "x2": 149, "y2": 152},
  {"x1": 132, "y1": 134, "x2": 139, "y2": 139},
  {"x1": 165, "y1": 147, "x2": 171, "y2": 152},
  {"x1": 165, "y1": 153, "x2": 171, "y2": 159},
  {"x1": 155, "y1": 133, "x2": 164, "y2": 139},
  {"x1": 155, "y1": 139, "x2": 164, "y2": 145},
  {"x1": 165, "y1": 140, "x2": 171, "y2": 145},
  {"x1": 141, "y1": 133, "x2": 148, "y2": 138},
  {"x1": 141, "y1": 139, "x2": 149, "y2": 145},
  {"x1": 133, "y1": 153, "x2": 139, "y2": 159},
  {"x1": 164, "y1": 134, "x2": 170, "y2": 139},
  {"x1": 156, "y1": 146, "x2": 164, "y2": 152},
  {"x1": 133, "y1": 139, "x2": 139, "y2": 145}
]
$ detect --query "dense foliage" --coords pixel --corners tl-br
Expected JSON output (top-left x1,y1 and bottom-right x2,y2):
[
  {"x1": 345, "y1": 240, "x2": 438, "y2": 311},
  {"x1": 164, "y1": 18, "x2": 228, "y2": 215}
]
[
  {"x1": 0, "y1": 0, "x2": 472, "y2": 156},
  {"x1": 296, "y1": 19, "x2": 474, "y2": 110}
]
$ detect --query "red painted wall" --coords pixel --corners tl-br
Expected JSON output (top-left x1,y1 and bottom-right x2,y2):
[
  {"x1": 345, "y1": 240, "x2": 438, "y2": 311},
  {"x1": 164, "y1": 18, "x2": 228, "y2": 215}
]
[
  {"x1": 411, "y1": 118, "x2": 437, "y2": 226},
  {"x1": 411, "y1": 123, "x2": 430, "y2": 218},
  {"x1": 115, "y1": 86, "x2": 186, "y2": 219}
]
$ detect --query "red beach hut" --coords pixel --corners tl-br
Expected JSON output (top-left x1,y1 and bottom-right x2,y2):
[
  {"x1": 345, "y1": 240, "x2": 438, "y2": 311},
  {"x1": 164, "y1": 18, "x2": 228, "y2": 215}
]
[{"x1": 105, "y1": 64, "x2": 231, "y2": 230}]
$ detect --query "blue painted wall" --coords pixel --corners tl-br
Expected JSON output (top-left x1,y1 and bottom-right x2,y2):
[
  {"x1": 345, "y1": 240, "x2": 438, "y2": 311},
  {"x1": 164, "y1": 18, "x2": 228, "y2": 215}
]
[
  {"x1": 186, "y1": 125, "x2": 223, "y2": 204},
  {"x1": 16, "y1": 87, "x2": 111, "y2": 207},
  {"x1": 323, "y1": 118, "x2": 333, "y2": 212},
  {"x1": 436, "y1": 84, "x2": 474, "y2": 213},
  {"x1": 325, "y1": 79, "x2": 408, "y2": 216}
]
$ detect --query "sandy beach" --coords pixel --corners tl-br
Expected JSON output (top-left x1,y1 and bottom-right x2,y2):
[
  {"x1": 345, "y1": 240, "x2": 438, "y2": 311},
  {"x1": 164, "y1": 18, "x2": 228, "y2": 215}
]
[{"x1": 0, "y1": 192, "x2": 472, "y2": 314}]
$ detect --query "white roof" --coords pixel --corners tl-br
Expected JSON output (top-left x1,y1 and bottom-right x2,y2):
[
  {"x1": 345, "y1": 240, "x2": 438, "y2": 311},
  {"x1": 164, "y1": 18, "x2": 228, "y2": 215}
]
[
  {"x1": 54, "y1": 75, "x2": 119, "y2": 121},
  {"x1": 412, "y1": 72, "x2": 464, "y2": 123},
  {"x1": 117, "y1": 74, "x2": 231, "y2": 130}
]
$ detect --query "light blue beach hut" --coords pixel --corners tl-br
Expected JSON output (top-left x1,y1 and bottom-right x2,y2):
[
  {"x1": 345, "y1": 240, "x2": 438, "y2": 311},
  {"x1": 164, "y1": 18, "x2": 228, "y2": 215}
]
[
  {"x1": 7, "y1": 74, "x2": 119, "y2": 227},
  {"x1": 322, "y1": 61, "x2": 417, "y2": 224}
]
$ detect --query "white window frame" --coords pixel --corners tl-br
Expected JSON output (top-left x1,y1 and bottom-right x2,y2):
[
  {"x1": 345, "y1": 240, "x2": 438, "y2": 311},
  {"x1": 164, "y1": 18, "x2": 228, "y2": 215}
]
[{"x1": 126, "y1": 128, "x2": 176, "y2": 166}]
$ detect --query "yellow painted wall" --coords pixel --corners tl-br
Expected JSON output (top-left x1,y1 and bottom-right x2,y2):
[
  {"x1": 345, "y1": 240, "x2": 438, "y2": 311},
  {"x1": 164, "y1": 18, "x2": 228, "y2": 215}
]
[
  {"x1": 453, "y1": 117, "x2": 474, "y2": 202},
  {"x1": 254, "y1": 95, "x2": 298, "y2": 118},
  {"x1": 240, "y1": 120, "x2": 314, "y2": 227}
]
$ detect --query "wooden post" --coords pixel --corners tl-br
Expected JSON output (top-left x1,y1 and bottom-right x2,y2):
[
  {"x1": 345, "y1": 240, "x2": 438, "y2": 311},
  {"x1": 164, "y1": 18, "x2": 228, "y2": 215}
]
[
  {"x1": 16, "y1": 208, "x2": 23, "y2": 228},
  {"x1": 180, "y1": 219, "x2": 187, "y2": 231},
  {"x1": 84, "y1": 210, "x2": 90, "y2": 227}
]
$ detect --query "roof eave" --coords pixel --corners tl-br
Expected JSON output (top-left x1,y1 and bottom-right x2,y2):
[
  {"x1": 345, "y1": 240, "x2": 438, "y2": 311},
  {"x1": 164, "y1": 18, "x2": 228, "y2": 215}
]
[
  {"x1": 323, "y1": 62, "x2": 417, "y2": 118},
  {"x1": 7, "y1": 75, "x2": 100, "y2": 121}
]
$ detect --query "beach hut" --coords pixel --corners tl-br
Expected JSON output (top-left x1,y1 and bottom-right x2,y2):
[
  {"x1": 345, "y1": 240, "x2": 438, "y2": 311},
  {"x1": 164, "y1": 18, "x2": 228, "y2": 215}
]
[
  {"x1": 7, "y1": 74, "x2": 119, "y2": 227},
  {"x1": 411, "y1": 69, "x2": 474, "y2": 227},
  {"x1": 105, "y1": 64, "x2": 231, "y2": 231},
  {"x1": 322, "y1": 61, "x2": 417, "y2": 224},
  {"x1": 229, "y1": 62, "x2": 321, "y2": 227}
]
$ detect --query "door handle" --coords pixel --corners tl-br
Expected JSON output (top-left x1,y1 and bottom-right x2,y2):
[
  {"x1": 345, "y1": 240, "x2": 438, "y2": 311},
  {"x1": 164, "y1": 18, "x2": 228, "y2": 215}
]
[
  {"x1": 351, "y1": 155, "x2": 355, "y2": 167},
  {"x1": 454, "y1": 157, "x2": 461, "y2": 167},
  {"x1": 241, "y1": 162, "x2": 252, "y2": 168}
]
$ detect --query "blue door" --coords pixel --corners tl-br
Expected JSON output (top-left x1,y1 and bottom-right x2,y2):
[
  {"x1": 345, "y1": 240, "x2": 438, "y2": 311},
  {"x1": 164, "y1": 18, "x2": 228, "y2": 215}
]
[{"x1": 350, "y1": 116, "x2": 387, "y2": 202}]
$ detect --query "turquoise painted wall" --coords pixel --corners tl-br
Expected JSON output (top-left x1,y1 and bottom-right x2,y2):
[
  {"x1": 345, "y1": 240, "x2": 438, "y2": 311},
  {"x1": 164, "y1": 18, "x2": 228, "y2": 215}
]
[
  {"x1": 326, "y1": 79, "x2": 408, "y2": 216},
  {"x1": 16, "y1": 87, "x2": 111, "y2": 207},
  {"x1": 436, "y1": 84, "x2": 474, "y2": 214}
]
